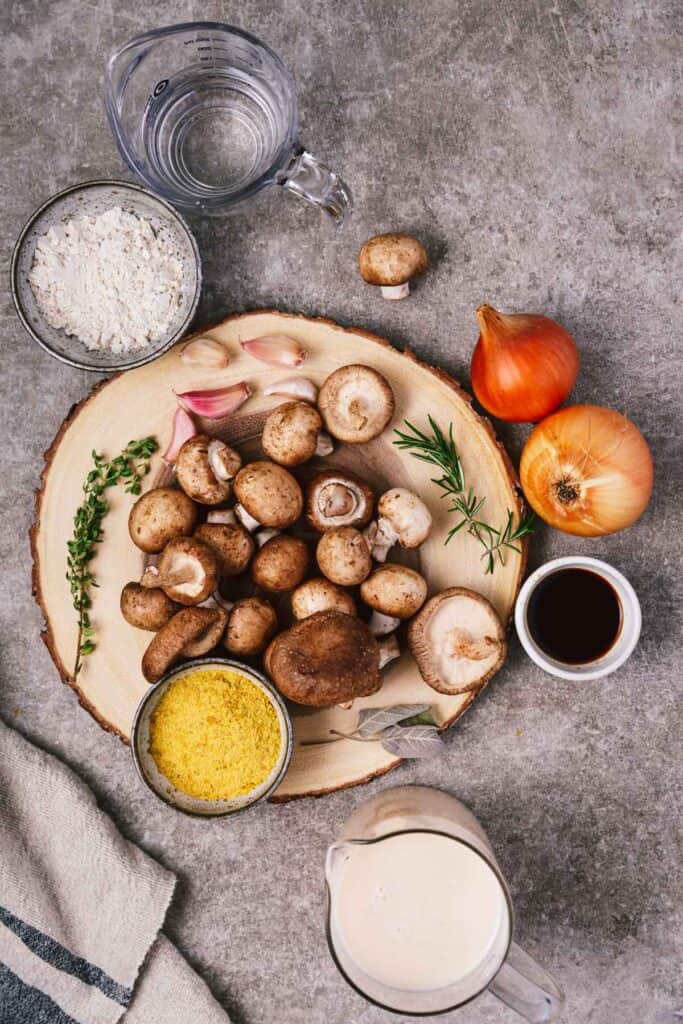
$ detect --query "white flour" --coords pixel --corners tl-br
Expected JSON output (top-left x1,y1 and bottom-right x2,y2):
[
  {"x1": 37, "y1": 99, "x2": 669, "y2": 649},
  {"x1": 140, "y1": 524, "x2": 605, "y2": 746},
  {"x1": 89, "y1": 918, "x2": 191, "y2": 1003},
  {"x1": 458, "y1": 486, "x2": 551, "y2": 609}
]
[{"x1": 28, "y1": 206, "x2": 184, "y2": 354}]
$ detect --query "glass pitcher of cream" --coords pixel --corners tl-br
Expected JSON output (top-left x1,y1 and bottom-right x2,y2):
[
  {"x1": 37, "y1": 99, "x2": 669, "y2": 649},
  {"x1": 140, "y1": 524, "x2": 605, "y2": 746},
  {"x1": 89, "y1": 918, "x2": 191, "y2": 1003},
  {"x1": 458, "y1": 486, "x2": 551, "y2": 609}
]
[{"x1": 325, "y1": 786, "x2": 564, "y2": 1021}]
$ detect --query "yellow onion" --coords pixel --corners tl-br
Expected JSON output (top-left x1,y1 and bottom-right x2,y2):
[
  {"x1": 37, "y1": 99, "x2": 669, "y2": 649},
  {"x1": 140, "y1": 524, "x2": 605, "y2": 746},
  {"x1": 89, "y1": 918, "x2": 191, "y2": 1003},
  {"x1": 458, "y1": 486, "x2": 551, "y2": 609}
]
[{"x1": 520, "y1": 405, "x2": 653, "y2": 536}]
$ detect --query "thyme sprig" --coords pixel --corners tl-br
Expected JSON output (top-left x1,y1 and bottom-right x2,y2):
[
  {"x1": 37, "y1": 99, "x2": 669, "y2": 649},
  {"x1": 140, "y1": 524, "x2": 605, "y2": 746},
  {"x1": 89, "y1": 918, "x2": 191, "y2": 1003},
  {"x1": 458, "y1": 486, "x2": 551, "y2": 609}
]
[
  {"x1": 393, "y1": 416, "x2": 537, "y2": 574},
  {"x1": 66, "y1": 437, "x2": 158, "y2": 677}
]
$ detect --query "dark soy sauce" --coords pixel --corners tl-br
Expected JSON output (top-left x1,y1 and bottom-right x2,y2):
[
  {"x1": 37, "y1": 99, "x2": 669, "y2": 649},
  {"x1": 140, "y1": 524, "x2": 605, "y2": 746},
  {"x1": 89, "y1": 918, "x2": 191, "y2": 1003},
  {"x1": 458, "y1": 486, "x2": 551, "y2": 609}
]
[{"x1": 527, "y1": 568, "x2": 622, "y2": 665}]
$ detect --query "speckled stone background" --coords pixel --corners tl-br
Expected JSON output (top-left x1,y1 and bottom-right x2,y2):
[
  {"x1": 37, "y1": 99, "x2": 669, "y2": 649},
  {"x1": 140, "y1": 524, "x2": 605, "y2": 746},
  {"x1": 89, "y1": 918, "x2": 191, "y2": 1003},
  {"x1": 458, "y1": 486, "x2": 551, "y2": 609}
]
[{"x1": 1, "y1": 2, "x2": 681, "y2": 1022}]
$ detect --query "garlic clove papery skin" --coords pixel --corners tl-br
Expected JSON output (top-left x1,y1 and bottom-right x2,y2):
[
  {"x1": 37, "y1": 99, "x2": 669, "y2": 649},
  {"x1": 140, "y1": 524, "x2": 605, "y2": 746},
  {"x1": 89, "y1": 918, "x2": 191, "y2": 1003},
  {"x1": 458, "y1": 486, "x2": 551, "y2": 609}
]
[
  {"x1": 163, "y1": 407, "x2": 197, "y2": 463},
  {"x1": 380, "y1": 282, "x2": 410, "y2": 300},
  {"x1": 315, "y1": 432, "x2": 334, "y2": 457},
  {"x1": 241, "y1": 334, "x2": 306, "y2": 367},
  {"x1": 264, "y1": 377, "x2": 318, "y2": 404},
  {"x1": 234, "y1": 503, "x2": 261, "y2": 532},
  {"x1": 181, "y1": 337, "x2": 230, "y2": 369},
  {"x1": 176, "y1": 382, "x2": 250, "y2": 419}
]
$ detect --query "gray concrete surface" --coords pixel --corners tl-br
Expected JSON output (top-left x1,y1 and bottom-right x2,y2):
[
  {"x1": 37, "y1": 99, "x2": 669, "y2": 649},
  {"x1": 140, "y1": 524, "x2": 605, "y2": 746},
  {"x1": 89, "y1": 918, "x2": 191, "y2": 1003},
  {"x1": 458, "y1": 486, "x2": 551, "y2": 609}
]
[{"x1": 1, "y1": 2, "x2": 681, "y2": 1022}]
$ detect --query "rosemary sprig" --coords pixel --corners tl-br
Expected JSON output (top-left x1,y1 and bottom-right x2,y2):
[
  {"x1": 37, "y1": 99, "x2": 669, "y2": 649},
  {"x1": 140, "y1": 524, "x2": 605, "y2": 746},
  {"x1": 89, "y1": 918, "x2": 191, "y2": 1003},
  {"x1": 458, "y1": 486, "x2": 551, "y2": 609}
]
[
  {"x1": 66, "y1": 437, "x2": 158, "y2": 677},
  {"x1": 393, "y1": 416, "x2": 537, "y2": 574}
]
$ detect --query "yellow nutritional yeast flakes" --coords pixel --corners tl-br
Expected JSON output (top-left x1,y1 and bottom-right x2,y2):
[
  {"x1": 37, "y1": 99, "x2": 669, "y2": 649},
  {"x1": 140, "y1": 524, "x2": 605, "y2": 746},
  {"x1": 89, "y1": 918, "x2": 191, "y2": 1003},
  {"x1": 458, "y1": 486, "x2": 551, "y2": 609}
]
[{"x1": 149, "y1": 668, "x2": 282, "y2": 800}]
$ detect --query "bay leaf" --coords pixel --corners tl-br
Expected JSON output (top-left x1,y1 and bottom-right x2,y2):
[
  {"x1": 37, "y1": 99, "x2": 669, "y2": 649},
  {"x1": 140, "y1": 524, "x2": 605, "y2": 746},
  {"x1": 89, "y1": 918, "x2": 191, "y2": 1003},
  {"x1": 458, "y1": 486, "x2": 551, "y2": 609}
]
[
  {"x1": 356, "y1": 703, "x2": 431, "y2": 737},
  {"x1": 381, "y1": 724, "x2": 444, "y2": 759}
]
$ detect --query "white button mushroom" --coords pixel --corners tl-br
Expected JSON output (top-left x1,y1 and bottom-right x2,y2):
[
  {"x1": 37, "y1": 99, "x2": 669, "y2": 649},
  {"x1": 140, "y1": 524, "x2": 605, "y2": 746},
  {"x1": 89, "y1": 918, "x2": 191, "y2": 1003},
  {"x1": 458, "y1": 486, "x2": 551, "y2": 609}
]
[
  {"x1": 317, "y1": 365, "x2": 395, "y2": 444},
  {"x1": 316, "y1": 526, "x2": 372, "y2": 587},
  {"x1": 305, "y1": 470, "x2": 375, "y2": 532},
  {"x1": 233, "y1": 461, "x2": 303, "y2": 531},
  {"x1": 358, "y1": 233, "x2": 428, "y2": 300},
  {"x1": 261, "y1": 401, "x2": 333, "y2": 467},
  {"x1": 360, "y1": 564, "x2": 428, "y2": 636},
  {"x1": 363, "y1": 488, "x2": 433, "y2": 562}
]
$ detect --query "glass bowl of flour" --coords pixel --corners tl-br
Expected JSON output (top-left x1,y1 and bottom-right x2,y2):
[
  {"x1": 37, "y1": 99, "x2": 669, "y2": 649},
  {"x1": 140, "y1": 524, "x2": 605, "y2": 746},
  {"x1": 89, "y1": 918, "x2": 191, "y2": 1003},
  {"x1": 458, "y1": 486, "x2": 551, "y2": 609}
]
[{"x1": 11, "y1": 180, "x2": 201, "y2": 372}]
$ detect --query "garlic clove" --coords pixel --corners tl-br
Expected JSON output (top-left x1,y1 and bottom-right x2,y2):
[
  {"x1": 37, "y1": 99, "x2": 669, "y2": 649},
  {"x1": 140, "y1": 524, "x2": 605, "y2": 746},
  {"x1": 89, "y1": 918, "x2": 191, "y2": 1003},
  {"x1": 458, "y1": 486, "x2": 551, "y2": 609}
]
[
  {"x1": 264, "y1": 377, "x2": 318, "y2": 404},
  {"x1": 181, "y1": 337, "x2": 230, "y2": 368},
  {"x1": 163, "y1": 407, "x2": 197, "y2": 463},
  {"x1": 315, "y1": 431, "x2": 334, "y2": 457},
  {"x1": 241, "y1": 334, "x2": 306, "y2": 368},
  {"x1": 208, "y1": 439, "x2": 241, "y2": 482},
  {"x1": 206, "y1": 508, "x2": 237, "y2": 525},
  {"x1": 176, "y1": 382, "x2": 250, "y2": 419}
]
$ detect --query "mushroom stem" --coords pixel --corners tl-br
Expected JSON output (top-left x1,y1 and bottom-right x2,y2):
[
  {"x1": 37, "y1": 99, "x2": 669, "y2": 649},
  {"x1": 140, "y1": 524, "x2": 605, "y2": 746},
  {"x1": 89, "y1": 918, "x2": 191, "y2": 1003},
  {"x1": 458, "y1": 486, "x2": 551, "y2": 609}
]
[
  {"x1": 255, "y1": 528, "x2": 280, "y2": 548},
  {"x1": 368, "y1": 610, "x2": 401, "y2": 636},
  {"x1": 208, "y1": 439, "x2": 241, "y2": 482},
  {"x1": 212, "y1": 591, "x2": 235, "y2": 613},
  {"x1": 315, "y1": 431, "x2": 334, "y2": 457},
  {"x1": 140, "y1": 565, "x2": 196, "y2": 590},
  {"x1": 378, "y1": 634, "x2": 401, "y2": 669},
  {"x1": 380, "y1": 282, "x2": 410, "y2": 300},
  {"x1": 363, "y1": 519, "x2": 398, "y2": 562},
  {"x1": 206, "y1": 508, "x2": 237, "y2": 525},
  {"x1": 234, "y1": 503, "x2": 261, "y2": 532}
]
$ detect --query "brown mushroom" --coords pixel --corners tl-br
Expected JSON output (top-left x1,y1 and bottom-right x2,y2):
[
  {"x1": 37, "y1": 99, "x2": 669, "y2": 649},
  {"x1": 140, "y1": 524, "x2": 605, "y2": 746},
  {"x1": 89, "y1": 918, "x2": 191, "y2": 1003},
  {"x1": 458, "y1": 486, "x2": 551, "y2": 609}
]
[
  {"x1": 120, "y1": 583, "x2": 178, "y2": 631},
  {"x1": 262, "y1": 401, "x2": 333, "y2": 467},
  {"x1": 360, "y1": 564, "x2": 428, "y2": 635},
  {"x1": 316, "y1": 526, "x2": 372, "y2": 586},
  {"x1": 176, "y1": 435, "x2": 240, "y2": 505},
  {"x1": 305, "y1": 470, "x2": 374, "y2": 532},
  {"x1": 224, "y1": 597, "x2": 278, "y2": 656},
  {"x1": 263, "y1": 611, "x2": 382, "y2": 707},
  {"x1": 291, "y1": 578, "x2": 356, "y2": 620},
  {"x1": 251, "y1": 534, "x2": 309, "y2": 592},
  {"x1": 141, "y1": 537, "x2": 218, "y2": 606},
  {"x1": 142, "y1": 607, "x2": 220, "y2": 683},
  {"x1": 233, "y1": 461, "x2": 303, "y2": 530},
  {"x1": 182, "y1": 604, "x2": 229, "y2": 657},
  {"x1": 317, "y1": 365, "x2": 395, "y2": 444},
  {"x1": 194, "y1": 522, "x2": 255, "y2": 577},
  {"x1": 358, "y1": 233, "x2": 428, "y2": 300},
  {"x1": 408, "y1": 587, "x2": 506, "y2": 694},
  {"x1": 363, "y1": 488, "x2": 433, "y2": 562},
  {"x1": 128, "y1": 487, "x2": 198, "y2": 553}
]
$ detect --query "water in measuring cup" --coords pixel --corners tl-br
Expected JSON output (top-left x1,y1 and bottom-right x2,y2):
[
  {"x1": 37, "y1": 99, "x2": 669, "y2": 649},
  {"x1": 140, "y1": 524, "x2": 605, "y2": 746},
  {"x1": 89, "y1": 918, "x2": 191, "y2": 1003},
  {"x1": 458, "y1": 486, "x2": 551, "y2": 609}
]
[{"x1": 141, "y1": 67, "x2": 290, "y2": 201}]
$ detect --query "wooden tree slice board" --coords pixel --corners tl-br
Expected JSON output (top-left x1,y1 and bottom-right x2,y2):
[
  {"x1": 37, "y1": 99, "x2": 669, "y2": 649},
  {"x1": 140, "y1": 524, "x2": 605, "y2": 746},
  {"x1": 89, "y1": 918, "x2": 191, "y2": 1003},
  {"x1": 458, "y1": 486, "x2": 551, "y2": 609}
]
[{"x1": 32, "y1": 310, "x2": 527, "y2": 801}]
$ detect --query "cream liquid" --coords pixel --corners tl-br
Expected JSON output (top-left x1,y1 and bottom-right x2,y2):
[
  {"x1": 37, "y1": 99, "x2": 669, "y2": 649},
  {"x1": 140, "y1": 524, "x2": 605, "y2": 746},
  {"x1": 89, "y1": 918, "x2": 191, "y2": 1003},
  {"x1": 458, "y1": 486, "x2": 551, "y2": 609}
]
[{"x1": 333, "y1": 832, "x2": 506, "y2": 992}]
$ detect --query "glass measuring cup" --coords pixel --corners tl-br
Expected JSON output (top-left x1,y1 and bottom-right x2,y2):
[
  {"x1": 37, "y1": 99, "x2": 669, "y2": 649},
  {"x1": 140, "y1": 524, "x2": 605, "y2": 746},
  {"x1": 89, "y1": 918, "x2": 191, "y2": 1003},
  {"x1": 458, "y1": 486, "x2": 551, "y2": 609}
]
[
  {"x1": 325, "y1": 786, "x2": 564, "y2": 1021},
  {"x1": 105, "y1": 22, "x2": 352, "y2": 223}
]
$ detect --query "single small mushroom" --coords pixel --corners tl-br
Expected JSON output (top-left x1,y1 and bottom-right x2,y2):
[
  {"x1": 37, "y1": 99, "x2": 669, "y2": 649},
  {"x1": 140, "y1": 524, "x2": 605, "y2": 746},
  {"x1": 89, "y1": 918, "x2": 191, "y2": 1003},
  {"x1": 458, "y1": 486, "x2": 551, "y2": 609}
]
[
  {"x1": 408, "y1": 587, "x2": 506, "y2": 694},
  {"x1": 120, "y1": 583, "x2": 178, "y2": 631},
  {"x1": 128, "y1": 487, "x2": 198, "y2": 554},
  {"x1": 317, "y1": 365, "x2": 395, "y2": 444},
  {"x1": 360, "y1": 564, "x2": 428, "y2": 636},
  {"x1": 233, "y1": 461, "x2": 303, "y2": 530},
  {"x1": 176, "y1": 435, "x2": 241, "y2": 505},
  {"x1": 364, "y1": 488, "x2": 433, "y2": 562},
  {"x1": 194, "y1": 522, "x2": 255, "y2": 577},
  {"x1": 305, "y1": 470, "x2": 374, "y2": 532},
  {"x1": 142, "y1": 607, "x2": 220, "y2": 683},
  {"x1": 262, "y1": 401, "x2": 333, "y2": 467},
  {"x1": 224, "y1": 597, "x2": 278, "y2": 656},
  {"x1": 251, "y1": 534, "x2": 309, "y2": 592},
  {"x1": 182, "y1": 603, "x2": 229, "y2": 657},
  {"x1": 358, "y1": 232, "x2": 428, "y2": 300},
  {"x1": 316, "y1": 526, "x2": 372, "y2": 586},
  {"x1": 140, "y1": 537, "x2": 218, "y2": 606},
  {"x1": 291, "y1": 577, "x2": 356, "y2": 620},
  {"x1": 263, "y1": 611, "x2": 382, "y2": 707}
]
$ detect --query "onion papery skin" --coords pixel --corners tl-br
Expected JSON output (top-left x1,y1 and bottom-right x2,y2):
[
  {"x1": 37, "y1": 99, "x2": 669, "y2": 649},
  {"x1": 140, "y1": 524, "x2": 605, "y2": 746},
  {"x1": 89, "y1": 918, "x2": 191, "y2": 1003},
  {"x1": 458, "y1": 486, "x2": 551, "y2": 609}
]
[
  {"x1": 520, "y1": 404, "x2": 653, "y2": 536},
  {"x1": 471, "y1": 305, "x2": 580, "y2": 422}
]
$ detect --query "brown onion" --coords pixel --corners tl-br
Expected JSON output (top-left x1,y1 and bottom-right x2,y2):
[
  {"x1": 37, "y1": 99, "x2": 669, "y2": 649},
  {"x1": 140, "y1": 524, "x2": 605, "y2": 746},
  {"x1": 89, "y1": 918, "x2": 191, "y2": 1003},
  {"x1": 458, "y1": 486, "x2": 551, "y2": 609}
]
[
  {"x1": 520, "y1": 405, "x2": 653, "y2": 536},
  {"x1": 471, "y1": 304, "x2": 579, "y2": 422}
]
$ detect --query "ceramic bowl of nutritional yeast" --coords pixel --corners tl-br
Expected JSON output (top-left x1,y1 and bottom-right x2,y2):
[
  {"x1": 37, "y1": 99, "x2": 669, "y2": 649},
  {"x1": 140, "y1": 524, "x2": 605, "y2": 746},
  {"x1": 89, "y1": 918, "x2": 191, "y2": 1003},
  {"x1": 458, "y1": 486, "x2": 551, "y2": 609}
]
[
  {"x1": 131, "y1": 658, "x2": 293, "y2": 816},
  {"x1": 11, "y1": 179, "x2": 201, "y2": 372}
]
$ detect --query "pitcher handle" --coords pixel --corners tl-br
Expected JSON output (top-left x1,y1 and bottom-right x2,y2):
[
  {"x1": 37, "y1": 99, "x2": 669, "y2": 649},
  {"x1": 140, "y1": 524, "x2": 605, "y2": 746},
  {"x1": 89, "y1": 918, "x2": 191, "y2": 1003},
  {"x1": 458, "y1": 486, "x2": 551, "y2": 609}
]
[
  {"x1": 278, "y1": 149, "x2": 352, "y2": 226},
  {"x1": 488, "y1": 941, "x2": 565, "y2": 1023}
]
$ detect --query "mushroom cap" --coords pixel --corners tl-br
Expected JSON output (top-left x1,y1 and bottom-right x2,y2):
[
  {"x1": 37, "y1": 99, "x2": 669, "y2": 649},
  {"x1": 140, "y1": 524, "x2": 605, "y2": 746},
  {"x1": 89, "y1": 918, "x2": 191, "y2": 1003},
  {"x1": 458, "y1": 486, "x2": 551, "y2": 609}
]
[
  {"x1": 176, "y1": 435, "x2": 233, "y2": 506},
  {"x1": 120, "y1": 583, "x2": 178, "y2": 631},
  {"x1": 128, "y1": 487, "x2": 198, "y2": 553},
  {"x1": 142, "y1": 607, "x2": 219, "y2": 683},
  {"x1": 358, "y1": 233, "x2": 428, "y2": 287},
  {"x1": 305, "y1": 470, "x2": 374, "y2": 532},
  {"x1": 182, "y1": 605, "x2": 229, "y2": 657},
  {"x1": 360, "y1": 564, "x2": 428, "y2": 619},
  {"x1": 157, "y1": 536, "x2": 218, "y2": 605},
  {"x1": 262, "y1": 401, "x2": 324, "y2": 467},
  {"x1": 291, "y1": 577, "x2": 356, "y2": 620},
  {"x1": 234, "y1": 461, "x2": 303, "y2": 528},
  {"x1": 251, "y1": 534, "x2": 309, "y2": 592},
  {"x1": 225, "y1": 597, "x2": 278, "y2": 656},
  {"x1": 318, "y1": 365, "x2": 395, "y2": 444},
  {"x1": 316, "y1": 526, "x2": 372, "y2": 586},
  {"x1": 264, "y1": 611, "x2": 381, "y2": 707},
  {"x1": 378, "y1": 488, "x2": 433, "y2": 548},
  {"x1": 194, "y1": 522, "x2": 255, "y2": 576},
  {"x1": 408, "y1": 587, "x2": 506, "y2": 694}
]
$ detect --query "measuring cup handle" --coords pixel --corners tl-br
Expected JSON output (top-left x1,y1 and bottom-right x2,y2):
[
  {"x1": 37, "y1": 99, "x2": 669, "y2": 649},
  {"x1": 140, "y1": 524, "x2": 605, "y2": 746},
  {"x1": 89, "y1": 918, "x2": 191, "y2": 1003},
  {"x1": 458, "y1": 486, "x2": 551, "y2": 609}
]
[
  {"x1": 279, "y1": 150, "x2": 352, "y2": 226},
  {"x1": 488, "y1": 941, "x2": 565, "y2": 1022}
]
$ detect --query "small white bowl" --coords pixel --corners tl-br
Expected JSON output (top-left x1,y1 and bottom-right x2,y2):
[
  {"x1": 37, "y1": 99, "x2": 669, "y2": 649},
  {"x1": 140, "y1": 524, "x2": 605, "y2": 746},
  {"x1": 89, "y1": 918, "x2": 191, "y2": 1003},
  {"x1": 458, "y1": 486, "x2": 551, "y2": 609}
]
[{"x1": 514, "y1": 556, "x2": 641, "y2": 681}]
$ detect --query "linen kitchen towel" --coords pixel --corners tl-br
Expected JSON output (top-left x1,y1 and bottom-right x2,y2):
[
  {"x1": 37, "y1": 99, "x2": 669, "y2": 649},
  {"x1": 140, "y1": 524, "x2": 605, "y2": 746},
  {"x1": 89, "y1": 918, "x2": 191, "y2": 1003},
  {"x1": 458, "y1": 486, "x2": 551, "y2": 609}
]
[{"x1": 0, "y1": 715, "x2": 230, "y2": 1024}]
